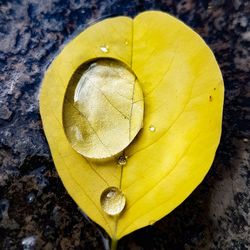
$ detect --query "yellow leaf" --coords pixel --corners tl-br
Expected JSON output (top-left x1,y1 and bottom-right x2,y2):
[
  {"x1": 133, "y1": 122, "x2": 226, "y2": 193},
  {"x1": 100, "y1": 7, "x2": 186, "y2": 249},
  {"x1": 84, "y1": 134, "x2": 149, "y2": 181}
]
[{"x1": 39, "y1": 11, "x2": 224, "y2": 241}]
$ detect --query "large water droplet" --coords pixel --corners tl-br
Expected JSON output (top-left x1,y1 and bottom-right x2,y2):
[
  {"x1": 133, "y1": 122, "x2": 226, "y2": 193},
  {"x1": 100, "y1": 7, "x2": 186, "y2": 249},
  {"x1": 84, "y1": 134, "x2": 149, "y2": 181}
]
[
  {"x1": 117, "y1": 155, "x2": 127, "y2": 166},
  {"x1": 149, "y1": 125, "x2": 156, "y2": 132},
  {"x1": 63, "y1": 58, "x2": 144, "y2": 159},
  {"x1": 100, "y1": 45, "x2": 109, "y2": 53},
  {"x1": 100, "y1": 187, "x2": 126, "y2": 216}
]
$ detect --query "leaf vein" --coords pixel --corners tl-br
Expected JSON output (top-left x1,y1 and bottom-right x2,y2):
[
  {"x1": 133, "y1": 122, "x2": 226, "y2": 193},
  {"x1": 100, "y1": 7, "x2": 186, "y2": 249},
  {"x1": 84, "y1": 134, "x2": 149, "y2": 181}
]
[{"x1": 93, "y1": 84, "x2": 130, "y2": 119}]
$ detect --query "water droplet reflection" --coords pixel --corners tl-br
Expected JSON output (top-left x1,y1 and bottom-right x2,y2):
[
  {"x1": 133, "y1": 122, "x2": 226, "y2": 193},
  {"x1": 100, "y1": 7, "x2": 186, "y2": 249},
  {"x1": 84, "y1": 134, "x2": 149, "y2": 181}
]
[
  {"x1": 100, "y1": 45, "x2": 109, "y2": 53},
  {"x1": 149, "y1": 125, "x2": 156, "y2": 132},
  {"x1": 100, "y1": 187, "x2": 126, "y2": 216}
]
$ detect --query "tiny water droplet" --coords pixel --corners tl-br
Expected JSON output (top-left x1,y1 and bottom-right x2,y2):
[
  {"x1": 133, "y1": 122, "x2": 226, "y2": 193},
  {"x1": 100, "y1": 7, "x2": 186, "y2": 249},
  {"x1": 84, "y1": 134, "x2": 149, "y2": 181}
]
[
  {"x1": 124, "y1": 40, "x2": 128, "y2": 45},
  {"x1": 149, "y1": 220, "x2": 156, "y2": 226},
  {"x1": 100, "y1": 45, "x2": 109, "y2": 53},
  {"x1": 243, "y1": 138, "x2": 248, "y2": 143},
  {"x1": 117, "y1": 155, "x2": 127, "y2": 166},
  {"x1": 100, "y1": 187, "x2": 126, "y2": 216},
  {"x1": 22, "y1": 236, "x2": 36, "y2": 250},
  {"x1": 27, "y1": 193, "x2": 35, "y2": 204},
  {"x1": 149, "y1": 125, "x2": 156, "y2": 132},
  {"x1": 0, "y1": 199, "x2": 9, "y2": 217},
  {"x1": 209, "y1": 95, "x2": 213, "y2": 102}
]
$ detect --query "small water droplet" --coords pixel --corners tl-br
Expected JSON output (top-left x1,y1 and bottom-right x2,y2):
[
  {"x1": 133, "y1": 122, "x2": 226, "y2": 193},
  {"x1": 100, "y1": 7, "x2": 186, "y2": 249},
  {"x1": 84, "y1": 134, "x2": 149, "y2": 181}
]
[
  {"x1": 100, "y1": 187, "x2": 126, "y2": 216},
  {"x1": 27, "y1": 193, "x2": 35, "y2": 204},
  {"x1": 124, "y1": 40, "x2": 128, "y2": 45},
  {"x1": 22, "y1": 236, "x2": 36, "y2": 250},
  {"x1": 149, "y1": 220, "x2": 156, "y2": 226},
  {"x1": 100, "y1": 45, "x2": 109, "y2": 53},
  {"x1": 209, "y1": 95, "x2": 213, "y2": 102},
  {"x1": 117, "y1": 155, "x2": 127, "y2": 166},
  {"x1": 0, "y1": 199, "x2": 9, "y2": 217},
  {"x1": 149, "y1": 125, "x2": 156, "y2": 132},
  {"x1": 243, "y1": 138, "x2": 248, "y2": 143}
]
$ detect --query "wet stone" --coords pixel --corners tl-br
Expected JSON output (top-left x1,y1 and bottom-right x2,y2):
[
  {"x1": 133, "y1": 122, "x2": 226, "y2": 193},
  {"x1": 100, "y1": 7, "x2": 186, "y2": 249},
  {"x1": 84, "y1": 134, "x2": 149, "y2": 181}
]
[{"x1": 0, "y1": 104, "x2": 12, "y2": 120}]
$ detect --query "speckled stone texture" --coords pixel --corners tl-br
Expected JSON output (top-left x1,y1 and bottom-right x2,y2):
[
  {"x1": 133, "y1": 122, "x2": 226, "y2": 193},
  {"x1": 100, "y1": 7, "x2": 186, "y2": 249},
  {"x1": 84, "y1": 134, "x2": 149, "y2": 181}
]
[{"x1": 0, "y1": 0, "x2": 249, "y2": 249}]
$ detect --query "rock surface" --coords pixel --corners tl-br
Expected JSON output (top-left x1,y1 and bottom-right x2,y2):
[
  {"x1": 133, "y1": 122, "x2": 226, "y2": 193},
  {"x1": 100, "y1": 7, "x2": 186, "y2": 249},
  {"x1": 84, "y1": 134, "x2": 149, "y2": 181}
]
[{"x1": 0, "y1": 0, "x2": 249, "y2": 249}]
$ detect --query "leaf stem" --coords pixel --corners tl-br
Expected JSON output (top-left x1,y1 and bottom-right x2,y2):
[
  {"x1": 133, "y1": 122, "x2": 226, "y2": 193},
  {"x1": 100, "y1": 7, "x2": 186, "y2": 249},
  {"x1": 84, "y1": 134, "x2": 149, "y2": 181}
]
[{"x1": 111, "y1": 239, "x2": 118, "y2": 250}]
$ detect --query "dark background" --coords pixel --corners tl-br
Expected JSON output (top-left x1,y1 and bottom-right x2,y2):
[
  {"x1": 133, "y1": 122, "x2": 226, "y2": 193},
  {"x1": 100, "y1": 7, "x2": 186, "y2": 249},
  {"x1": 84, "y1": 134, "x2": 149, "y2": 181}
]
[{"x1": 0, "y1": 0, "x2": 249, "y2": 249}]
